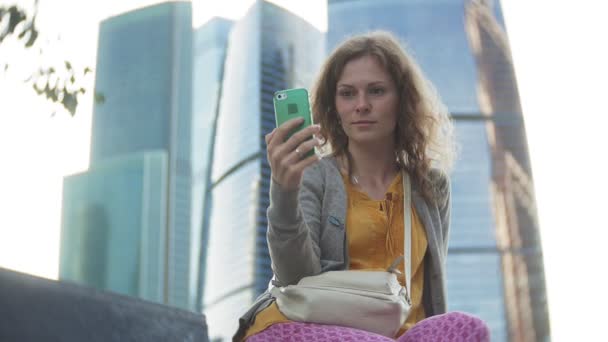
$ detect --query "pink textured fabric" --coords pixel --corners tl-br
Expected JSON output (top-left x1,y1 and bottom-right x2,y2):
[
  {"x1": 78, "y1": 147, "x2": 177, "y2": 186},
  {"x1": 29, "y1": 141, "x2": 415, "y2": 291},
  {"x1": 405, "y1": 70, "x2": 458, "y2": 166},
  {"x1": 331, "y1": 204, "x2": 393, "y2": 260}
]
[
  {"x1": 246, "y1": 322, "x2": 393, "y2": 342},
  {"x1": 397, "y1": 312, "x2": 490, "y2": 342},
  {"x1": 246, "y1": 312, "x2": 489, "y2": 342}
]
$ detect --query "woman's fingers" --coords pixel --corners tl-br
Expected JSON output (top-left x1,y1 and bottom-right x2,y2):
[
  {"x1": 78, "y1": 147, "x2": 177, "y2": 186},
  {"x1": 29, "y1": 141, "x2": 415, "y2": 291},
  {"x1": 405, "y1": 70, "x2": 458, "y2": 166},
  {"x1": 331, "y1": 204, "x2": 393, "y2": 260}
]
[
  {"x1": 273, "y1": 124, "x2": 320, "y2": 164},
  {"x1": 277, "y1": 151, "x2": 321, "y2": 190},
  {"x1": 293, "y1": 136, "x2": 322, "y2": 160},
  {"x1": 295, "y1": 151, "x2": 322, "y2": 170},
  {"x1": 266, "y1": 118, "x2": 322, "y2": 190},
  {"x1": 268, "y1": 119, "x2": 320, "y2": 152},
  {"x1": 280, "y1": 137, "x2": 322, "y2": 172},
  {"x1": 283, "y1": 124, "x2": 321, "y2": 152},
  {"x1": 266, "y1": 118, "x2": 305, "y2": 150},
  {"x1": 268, "y1": 121, "x2": 319, "y2": 162},
  {"x1": 264, "y1": 128, "x2": 276, "y2": 145}
]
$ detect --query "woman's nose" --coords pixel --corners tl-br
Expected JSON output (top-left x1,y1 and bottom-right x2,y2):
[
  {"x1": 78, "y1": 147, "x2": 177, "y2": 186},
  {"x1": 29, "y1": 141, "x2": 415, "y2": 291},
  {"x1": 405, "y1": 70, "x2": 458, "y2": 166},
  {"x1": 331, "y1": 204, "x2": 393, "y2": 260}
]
[{"x1": 355, "y1": 94, "x2": 371, "y2": 113}]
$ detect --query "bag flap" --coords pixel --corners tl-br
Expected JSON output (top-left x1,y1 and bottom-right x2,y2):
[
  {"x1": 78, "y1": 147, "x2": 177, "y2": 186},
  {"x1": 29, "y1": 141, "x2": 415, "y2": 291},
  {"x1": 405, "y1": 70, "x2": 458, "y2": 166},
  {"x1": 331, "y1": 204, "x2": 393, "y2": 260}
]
[{"x1": 296, "y1": 270, "x2": 402, "y2": 294}]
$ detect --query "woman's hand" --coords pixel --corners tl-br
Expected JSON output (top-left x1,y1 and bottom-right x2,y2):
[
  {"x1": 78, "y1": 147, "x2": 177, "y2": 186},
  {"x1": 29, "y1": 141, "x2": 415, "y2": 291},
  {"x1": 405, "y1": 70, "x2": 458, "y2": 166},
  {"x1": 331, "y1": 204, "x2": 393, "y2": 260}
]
[{"x1": 266, "y1": 118, "x2": 322, "y2": 191}]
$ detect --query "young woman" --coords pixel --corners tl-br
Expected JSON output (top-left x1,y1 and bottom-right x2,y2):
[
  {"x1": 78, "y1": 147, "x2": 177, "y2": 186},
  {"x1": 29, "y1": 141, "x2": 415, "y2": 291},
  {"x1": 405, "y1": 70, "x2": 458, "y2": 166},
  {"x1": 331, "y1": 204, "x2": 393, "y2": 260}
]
[{"x1": 234, "y1": 31, "x2": 490, "y2": 342}]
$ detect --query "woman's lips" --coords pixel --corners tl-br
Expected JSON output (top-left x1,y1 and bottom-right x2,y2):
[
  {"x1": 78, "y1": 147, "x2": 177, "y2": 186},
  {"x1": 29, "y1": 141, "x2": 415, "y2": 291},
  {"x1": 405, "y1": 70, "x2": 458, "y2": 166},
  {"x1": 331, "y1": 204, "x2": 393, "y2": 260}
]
[{"x1": 352, "y1": 121, "x2": 376, "y2": 126}]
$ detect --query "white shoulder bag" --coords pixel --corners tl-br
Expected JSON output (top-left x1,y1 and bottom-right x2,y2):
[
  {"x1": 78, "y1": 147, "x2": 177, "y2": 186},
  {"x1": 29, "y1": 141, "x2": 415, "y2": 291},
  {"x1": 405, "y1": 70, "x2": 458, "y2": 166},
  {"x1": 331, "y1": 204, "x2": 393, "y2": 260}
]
[{"x1": 270, "y1": 172, "x2": 413, "y2": 337}]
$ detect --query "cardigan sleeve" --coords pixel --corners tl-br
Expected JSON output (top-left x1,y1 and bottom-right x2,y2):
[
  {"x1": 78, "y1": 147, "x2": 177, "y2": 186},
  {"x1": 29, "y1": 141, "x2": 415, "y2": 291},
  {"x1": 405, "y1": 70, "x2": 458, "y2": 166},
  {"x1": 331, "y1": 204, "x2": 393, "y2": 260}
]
[
  {"x1": 432, "y1": 169, "x2": 452, "y2": 258},
  {"x1": 440, "y1": 176, "x2": 451, "y2": 257},
  {"x1": 266, "y1": 162, "x2": 324, "y2": 286}
]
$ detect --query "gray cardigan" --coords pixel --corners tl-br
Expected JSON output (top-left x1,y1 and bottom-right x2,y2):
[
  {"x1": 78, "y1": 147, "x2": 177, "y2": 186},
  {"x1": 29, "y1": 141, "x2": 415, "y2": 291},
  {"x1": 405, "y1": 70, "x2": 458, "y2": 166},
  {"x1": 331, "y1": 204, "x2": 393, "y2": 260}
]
[{"x1": 234, "y1": 157, "x2": 451, "y2": 341}]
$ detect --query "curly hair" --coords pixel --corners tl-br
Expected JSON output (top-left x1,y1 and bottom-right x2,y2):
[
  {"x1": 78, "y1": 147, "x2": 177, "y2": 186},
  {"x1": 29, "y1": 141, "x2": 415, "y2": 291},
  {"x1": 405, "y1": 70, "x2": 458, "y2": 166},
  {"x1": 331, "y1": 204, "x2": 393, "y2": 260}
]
[{"x1": 311, "y1": 31, "x2": 456, "y2": 202}]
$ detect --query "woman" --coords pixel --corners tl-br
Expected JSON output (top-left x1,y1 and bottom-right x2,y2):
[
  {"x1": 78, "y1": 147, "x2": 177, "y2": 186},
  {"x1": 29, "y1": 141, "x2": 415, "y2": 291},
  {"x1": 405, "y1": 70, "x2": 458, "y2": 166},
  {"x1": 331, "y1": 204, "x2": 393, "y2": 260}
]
[{"x1": 234, "y1": 31, "x2": 489, "y2": 341}]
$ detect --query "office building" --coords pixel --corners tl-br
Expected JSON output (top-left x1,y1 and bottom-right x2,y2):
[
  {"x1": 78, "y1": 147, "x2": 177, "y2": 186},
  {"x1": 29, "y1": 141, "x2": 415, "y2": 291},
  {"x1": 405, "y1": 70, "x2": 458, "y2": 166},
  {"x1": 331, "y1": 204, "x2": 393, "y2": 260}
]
[
  {"x1": 202, "y1": 1, "x2": 324, "y2": 339},
  {"x1": 60, "y1": 1, "x2": 196, "y2": 310},
  {"x1": 192, "y1": 17, "x2": 233, "y2": 311}
]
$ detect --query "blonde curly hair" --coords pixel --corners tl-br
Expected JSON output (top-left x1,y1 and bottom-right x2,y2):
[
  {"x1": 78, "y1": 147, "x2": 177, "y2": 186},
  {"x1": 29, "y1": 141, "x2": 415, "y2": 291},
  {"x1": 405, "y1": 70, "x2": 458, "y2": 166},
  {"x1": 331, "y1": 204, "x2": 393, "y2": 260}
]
[{"x1": 311, "y1": 31, "x2": 456, "y2": 201}]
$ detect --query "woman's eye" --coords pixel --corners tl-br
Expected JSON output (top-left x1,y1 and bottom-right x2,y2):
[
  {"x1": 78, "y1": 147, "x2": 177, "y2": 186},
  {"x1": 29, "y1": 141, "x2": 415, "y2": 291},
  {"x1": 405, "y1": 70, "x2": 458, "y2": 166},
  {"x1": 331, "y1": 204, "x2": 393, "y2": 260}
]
[
  {"x1": 369, "y1": 87, "x2": 385, "y2": 95},
  {"x1": 339, "y1": 90, "x2": 354, "y2": 97}
]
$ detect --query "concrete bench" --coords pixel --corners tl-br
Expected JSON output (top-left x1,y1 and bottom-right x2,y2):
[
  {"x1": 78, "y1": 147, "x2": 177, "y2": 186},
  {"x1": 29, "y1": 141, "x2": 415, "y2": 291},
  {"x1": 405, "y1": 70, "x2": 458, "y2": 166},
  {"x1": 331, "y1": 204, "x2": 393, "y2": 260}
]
[{"x1": 0, "y1": 267, "x2": 209, "y2": 342}]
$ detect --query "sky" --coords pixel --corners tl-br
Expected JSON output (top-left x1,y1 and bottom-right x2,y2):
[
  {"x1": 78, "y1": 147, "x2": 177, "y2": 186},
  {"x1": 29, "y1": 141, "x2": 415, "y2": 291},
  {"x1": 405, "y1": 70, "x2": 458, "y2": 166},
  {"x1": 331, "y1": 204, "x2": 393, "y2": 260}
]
[{"x1": 1, "y1": 0, "x2": 607, "y2": 340}]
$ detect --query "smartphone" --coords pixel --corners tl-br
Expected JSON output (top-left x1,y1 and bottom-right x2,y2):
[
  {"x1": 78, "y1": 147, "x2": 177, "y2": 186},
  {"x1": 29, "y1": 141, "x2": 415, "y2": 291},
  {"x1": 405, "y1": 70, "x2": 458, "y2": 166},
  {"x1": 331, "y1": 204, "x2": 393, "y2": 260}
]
[{"x1": 273, "y1": 88, "x2": 315, "y2": 158}]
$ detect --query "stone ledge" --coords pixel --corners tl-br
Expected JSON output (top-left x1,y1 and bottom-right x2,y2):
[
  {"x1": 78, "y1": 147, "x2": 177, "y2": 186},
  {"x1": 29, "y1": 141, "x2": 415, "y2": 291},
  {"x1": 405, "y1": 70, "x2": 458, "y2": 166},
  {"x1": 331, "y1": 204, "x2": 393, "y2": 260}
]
[{"x1": 0, "y1": 267, "x2": 209, "y2": 342}]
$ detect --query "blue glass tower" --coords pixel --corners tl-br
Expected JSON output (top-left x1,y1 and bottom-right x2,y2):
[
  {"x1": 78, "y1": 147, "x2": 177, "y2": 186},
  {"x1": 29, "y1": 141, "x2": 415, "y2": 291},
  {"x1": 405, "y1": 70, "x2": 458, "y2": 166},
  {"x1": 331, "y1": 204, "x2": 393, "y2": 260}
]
[
  {"x1": 202, "y1": 1, "x2": 324, "y2": 339},
  {"x1": 60, "y1": 1, "x2": 196, "y2": 310},
  {"x1": 192, "y1": 17, "x2": 233, "y2": 312},
  {"x1": 328, "y1": 0, "x2": 550, "y2": 341},
  {"x1": 60, "y1": 152, "x2": 168, "y2": 302}
]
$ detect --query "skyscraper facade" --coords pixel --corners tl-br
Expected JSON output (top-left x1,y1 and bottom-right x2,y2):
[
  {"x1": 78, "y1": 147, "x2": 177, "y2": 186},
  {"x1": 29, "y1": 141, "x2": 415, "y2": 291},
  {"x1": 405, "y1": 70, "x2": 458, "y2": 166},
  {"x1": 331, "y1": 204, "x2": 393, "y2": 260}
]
[
  {"x1": 464, "y1": 1, "x2": 549, "y2": 340},
  {"x1": 60, "y1": 1, "x2": 197, "y2": 311},
  {"x1": 61, "y1": 152, "x2": 168, "y2": 303},
  {"x1": 327, "y1": 0, "x2": 550, "y2": 341},
  {"x1": 192, "y1": 17, "x2": 233, "y2": 312},
  {"x1": 202, "y1": 1, "x2": 324, "y2": 339}
]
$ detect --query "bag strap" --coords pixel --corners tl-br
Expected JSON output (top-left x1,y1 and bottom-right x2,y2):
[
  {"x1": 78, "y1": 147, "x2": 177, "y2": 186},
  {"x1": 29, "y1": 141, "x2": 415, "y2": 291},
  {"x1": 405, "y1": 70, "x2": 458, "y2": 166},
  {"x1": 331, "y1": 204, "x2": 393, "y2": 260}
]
[
  {"x1": 386, "y1": 171, "x2": 412, "y2": 305},
  {"x1": 402, "y1": 171, "x2": 412, "y2": 305}
]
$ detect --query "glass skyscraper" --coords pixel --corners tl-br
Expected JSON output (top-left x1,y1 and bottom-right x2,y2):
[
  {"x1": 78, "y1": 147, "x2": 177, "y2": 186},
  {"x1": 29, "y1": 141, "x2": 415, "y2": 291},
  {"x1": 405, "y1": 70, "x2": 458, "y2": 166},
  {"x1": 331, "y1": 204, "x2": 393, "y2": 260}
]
[
  {"x1": 60, "y1": 1, "x2": 198, "y2": 311},
  {"x1": 328, "y1": 0, "x2": 550, "y2": 341},
  {"x1": 465, "y1": 2, "x2": 550, "y2": 340},
  {"x1": 202, "y1": 1, "x2": 324, "y2": 339},
  {"x1": 61, "y1": 152, "x2": 168, "y2": 303},
  {"x1": 192, "y1": 17, "x2": 233, "y2": 312}
]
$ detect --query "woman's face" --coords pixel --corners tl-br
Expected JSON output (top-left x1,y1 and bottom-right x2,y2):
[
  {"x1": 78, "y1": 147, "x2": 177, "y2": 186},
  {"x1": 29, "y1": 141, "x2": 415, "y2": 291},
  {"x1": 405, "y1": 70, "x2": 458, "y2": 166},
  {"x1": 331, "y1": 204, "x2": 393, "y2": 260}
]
[{"x1": 335, "y1": 54, "x2": 399, "y2": 148}]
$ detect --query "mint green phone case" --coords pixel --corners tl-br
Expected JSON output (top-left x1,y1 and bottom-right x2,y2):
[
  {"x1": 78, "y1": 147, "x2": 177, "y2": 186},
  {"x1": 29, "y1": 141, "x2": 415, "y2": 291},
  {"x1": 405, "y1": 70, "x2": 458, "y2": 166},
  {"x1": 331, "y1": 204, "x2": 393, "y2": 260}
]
[{"x1": 273, "y1": 88, "x2": 314, "y2": 157}]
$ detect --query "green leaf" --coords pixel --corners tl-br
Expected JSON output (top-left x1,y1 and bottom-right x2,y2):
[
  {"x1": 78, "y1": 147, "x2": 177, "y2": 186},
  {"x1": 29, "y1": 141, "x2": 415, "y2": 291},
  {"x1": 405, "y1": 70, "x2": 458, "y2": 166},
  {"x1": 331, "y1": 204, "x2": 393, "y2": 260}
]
[
  {"x1": 61, "y1": 91, "x2": 77, "y2": 116},
  {"x1": 24, "y1": 27, "x2": 38, "y2": 47},
  {"x1": 7, "y1": 6, "x2": 27, "y2": 36},
  {"x1": 32, "y1": 83, "x2": 44, "y2": 95},
  {"x1": 45, "y1": 83, "x2": 58, "y2": 102},
  {"x1": 1, "y1": 3, "x2": 90, "y2": 117}
]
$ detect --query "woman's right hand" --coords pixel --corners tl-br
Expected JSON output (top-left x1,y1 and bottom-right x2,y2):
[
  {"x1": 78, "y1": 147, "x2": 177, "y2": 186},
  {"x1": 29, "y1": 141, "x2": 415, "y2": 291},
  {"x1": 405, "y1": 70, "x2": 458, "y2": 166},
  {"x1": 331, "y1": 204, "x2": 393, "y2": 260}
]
[{"x1": 265, "y1": 118, "x2": 322, "y2": 191}]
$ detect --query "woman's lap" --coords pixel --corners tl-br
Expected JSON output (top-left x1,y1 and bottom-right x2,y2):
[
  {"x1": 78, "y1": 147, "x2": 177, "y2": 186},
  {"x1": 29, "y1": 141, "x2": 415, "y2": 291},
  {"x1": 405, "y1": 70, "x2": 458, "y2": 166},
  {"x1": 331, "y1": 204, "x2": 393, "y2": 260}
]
[
  {"x1": 245, "y1": 322, "x2": 393, "y2": 341},
  {"x1": 398, "y1": 312, "x2": 490, "y2": 342},
  {"x1": 246, "y1": 312, "x2": 489, "y2": 342}
]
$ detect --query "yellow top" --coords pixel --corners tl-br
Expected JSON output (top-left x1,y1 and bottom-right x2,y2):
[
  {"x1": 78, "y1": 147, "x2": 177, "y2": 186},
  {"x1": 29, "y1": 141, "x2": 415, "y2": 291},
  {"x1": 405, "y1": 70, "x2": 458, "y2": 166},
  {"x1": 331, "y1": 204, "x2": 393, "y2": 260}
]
[{"x1": 243, "y1": 172, "x2": 428, "y2": 339}]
